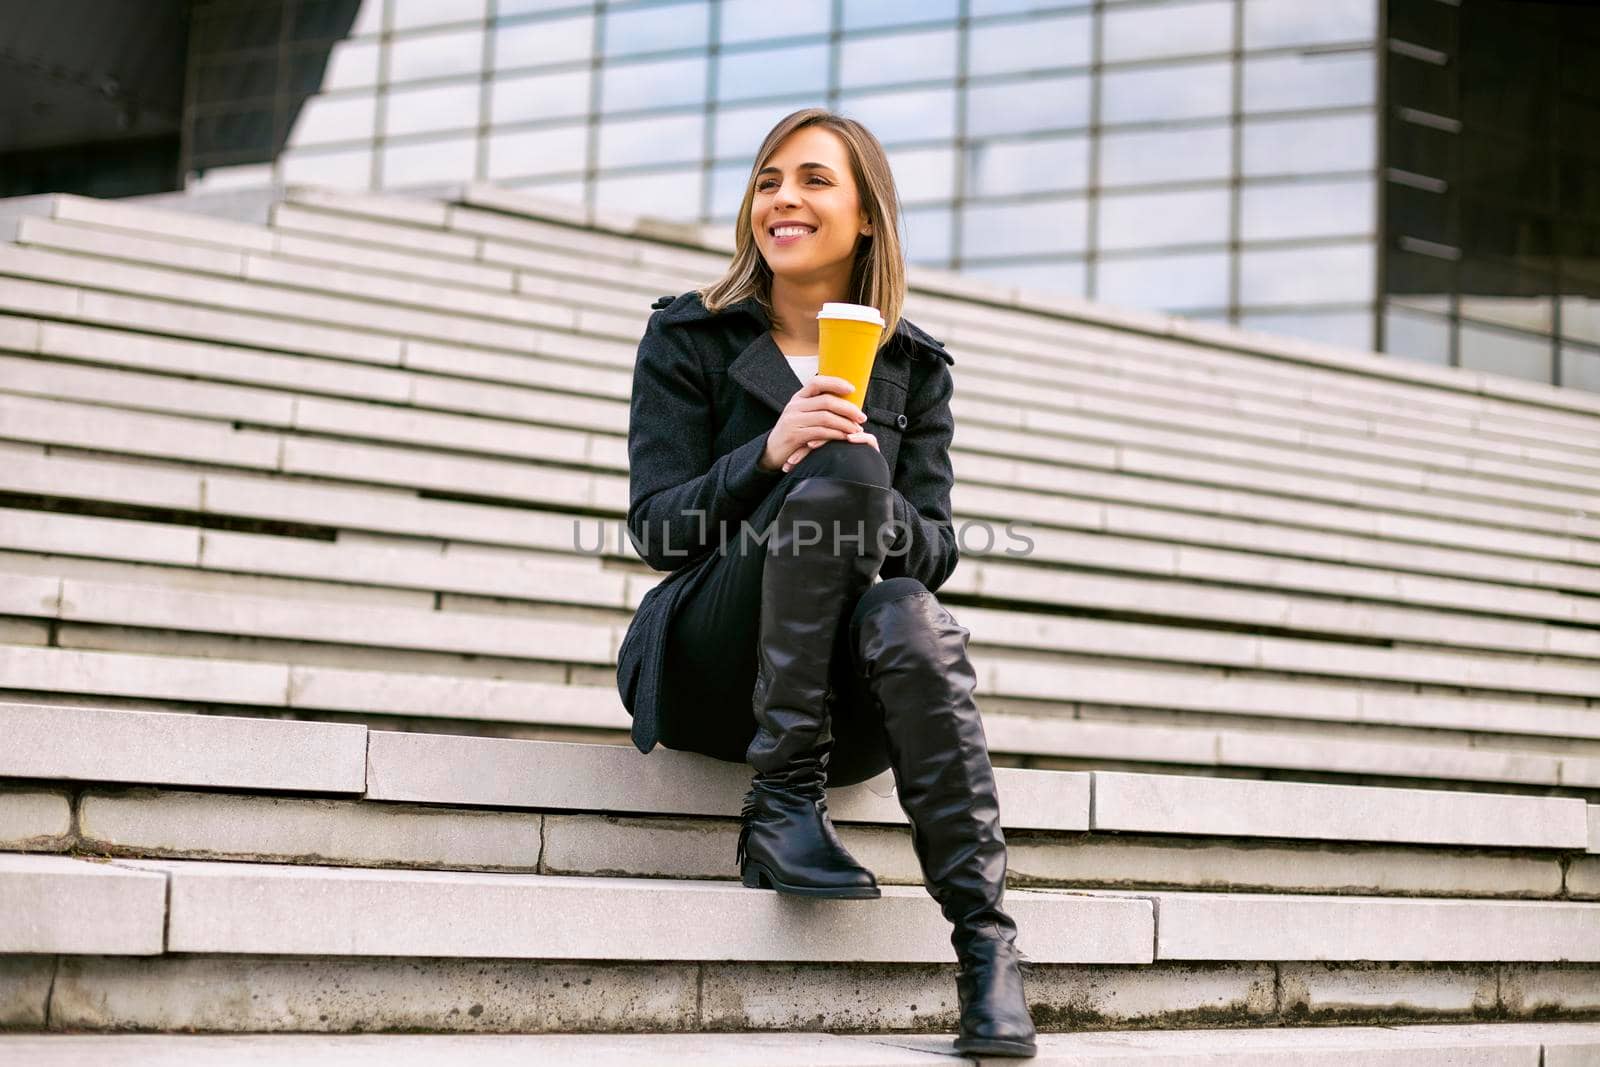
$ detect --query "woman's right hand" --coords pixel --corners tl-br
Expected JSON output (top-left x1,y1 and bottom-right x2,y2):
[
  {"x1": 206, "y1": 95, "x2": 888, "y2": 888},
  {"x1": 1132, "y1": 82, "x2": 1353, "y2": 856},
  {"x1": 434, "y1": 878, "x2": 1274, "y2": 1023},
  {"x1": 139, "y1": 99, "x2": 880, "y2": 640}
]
[{"x1": 758, "y1": 375, "x2": 868, "y2": 472}]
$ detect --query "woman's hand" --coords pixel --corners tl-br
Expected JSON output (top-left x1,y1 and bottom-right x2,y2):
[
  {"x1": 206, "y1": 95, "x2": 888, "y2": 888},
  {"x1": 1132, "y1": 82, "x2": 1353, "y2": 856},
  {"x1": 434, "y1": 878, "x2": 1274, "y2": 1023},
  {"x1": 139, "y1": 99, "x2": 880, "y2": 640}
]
[
  {"x1": 782, "y1": 430, "x2": 878, "y2": 472},
  {"x1": 759, "y1": 374, "x2": 871, "y2": 472}
]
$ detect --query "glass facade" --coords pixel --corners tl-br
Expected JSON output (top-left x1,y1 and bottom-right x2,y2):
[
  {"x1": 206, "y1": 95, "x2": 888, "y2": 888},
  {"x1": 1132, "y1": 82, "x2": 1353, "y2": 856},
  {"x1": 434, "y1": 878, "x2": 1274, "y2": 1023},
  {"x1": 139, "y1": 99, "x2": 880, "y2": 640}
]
[{"x1": 178, "y1": 0, "x2": 1600, "y2": 394}]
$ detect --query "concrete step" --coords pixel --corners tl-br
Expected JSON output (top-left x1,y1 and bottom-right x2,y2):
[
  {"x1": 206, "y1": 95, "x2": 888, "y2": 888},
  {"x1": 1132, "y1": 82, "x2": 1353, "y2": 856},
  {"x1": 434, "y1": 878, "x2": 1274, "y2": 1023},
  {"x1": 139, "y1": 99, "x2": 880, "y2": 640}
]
[
  {"x1": 9, "y1": 639, "x2": 1600, "y2": 790},
  {"x1": 8, "y1": 330, "x2": 1599, "y2": 554},
  {"x1": 7, "y1": 850, "x2": 1600, "y2": 963},
  {"x1": 4, "y1": 702, "x2": 1594, "y2": 853},
  {"x1": 6, "y1": 1025, "x2": 1600, "y2": 1065},
  {"x1": 12, "y1": 202, "x2": 1600, "y2": 527},
  {"x1": 11, "y1": 563, "x2": 1600, "y2": 703},
  {"x1": 9, "y1": 780, "x2": 1597, "y2": 901},
  {"x1": 5, "y1": 441, "x2": 1596, "y2": 633},
  {"x1": 0, "y1": 852, "x2": 1150, "y2": 962},
  {"x1": 8, "y1": 208, "x2": 1600, "y2": 525},
  {"x1": 5, "y1": 504, "x2": 1597, "y2": 664}
]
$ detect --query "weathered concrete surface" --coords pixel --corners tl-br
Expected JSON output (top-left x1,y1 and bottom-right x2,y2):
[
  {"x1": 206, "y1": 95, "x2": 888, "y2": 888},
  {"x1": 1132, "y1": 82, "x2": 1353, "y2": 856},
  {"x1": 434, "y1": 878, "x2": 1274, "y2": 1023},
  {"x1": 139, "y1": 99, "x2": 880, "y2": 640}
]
[
  {"x1": 1084, "y1": 888, "x2": 1600, "y2": 961},
  {"x1": 365, "y1": 731, "x2": 1090, "y2": 832},
  {"x1": 4, "y1": 1022, "x2": 1600, "y2": 1063},
  {"x1": 0, "y1": 787, "x2": 71, "y2": 850},
  {"x1": 80, "y1": 788, "x2": 543, "y2": 871},
  {"x1": 47, "y1": 955, "x2": 699, "y2": 1032},
  {"x1": 0, "y1": 853, "x2": 165, "y2": 954},
  {"x1": 1500, "y1": 963, "x2": 1600, "y2": 1015},
  {"x1": 0, "y1": 956, "x2": 53, "y2": 1026},
  {"x1": 1006, "y1": 835, "x2": 1564, "y2": 898},
  {"x1": 700, "y1": 961, "x2": 1275, "y2": 1032},
  {"x1": 110, "y1": 858, "x2": 1153, "y2": 963},
  {"x1": 1092, "y1": 771, "x2": 1590, "y2": 848},
  {"x1": 1279, "y1": 962, "x2": 1498, "y2": 1021},
  {"x1": 0, "y1": 701, "x2": 365, "y2": 792}
]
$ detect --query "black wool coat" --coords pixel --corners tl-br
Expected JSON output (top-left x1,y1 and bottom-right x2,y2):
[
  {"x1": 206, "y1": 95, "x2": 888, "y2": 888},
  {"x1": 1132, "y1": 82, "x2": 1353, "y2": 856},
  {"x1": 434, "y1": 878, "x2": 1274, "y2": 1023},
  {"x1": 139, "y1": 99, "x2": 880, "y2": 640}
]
[{"x1": 615, "y1": 288, "x2": 960, "y2": 755}]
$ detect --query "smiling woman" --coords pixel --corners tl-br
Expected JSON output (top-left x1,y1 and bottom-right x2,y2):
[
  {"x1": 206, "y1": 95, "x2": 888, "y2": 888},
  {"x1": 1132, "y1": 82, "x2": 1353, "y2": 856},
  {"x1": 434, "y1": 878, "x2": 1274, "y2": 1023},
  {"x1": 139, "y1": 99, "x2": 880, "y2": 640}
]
[{"x1": 616, "y1": 107, "x2": 1039, "y2": 1058}]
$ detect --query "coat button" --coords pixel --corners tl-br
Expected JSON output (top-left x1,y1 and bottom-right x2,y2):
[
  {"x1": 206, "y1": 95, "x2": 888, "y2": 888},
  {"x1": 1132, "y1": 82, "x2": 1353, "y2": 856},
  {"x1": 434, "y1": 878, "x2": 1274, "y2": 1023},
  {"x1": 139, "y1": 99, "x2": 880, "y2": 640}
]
[{"x1": 896, "y1": 414, "x2": 908, "y2": 429}]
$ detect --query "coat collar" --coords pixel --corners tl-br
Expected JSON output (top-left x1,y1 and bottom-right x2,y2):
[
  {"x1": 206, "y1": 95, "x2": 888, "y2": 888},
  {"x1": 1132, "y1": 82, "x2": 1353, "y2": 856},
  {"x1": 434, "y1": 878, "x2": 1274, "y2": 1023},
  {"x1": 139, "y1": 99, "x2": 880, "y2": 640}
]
[{"x1": 651, "y1": 290, "x2": 952, "y2": 418}]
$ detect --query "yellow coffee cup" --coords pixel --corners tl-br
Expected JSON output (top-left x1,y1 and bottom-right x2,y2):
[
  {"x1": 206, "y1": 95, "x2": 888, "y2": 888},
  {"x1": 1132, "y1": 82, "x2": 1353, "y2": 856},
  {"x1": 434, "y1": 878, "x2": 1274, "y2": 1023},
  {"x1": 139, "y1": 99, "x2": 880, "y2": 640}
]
[{"x1": 817, "y1": 301, "x2": 885, "y2": 413}]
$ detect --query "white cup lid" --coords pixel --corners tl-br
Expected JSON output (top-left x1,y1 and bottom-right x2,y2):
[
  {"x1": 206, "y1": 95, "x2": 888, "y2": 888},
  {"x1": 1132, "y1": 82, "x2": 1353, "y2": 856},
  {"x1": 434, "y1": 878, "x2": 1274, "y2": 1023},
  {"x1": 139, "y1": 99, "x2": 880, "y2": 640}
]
[{"x1": 817, "y1": 302, "x2": 885, "y2": 328}]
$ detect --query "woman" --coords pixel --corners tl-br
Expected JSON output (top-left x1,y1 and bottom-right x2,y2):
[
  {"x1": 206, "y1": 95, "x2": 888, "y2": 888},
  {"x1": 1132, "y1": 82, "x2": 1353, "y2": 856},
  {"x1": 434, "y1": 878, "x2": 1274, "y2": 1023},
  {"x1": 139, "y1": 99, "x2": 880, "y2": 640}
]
[{"x1": 614, "y1": 107, "x2": 1037, "y2": 1059}]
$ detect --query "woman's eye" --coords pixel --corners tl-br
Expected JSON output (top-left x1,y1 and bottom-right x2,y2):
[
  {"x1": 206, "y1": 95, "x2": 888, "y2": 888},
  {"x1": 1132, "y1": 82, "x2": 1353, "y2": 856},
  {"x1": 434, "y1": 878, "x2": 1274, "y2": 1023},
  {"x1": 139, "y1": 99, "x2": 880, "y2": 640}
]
[{"x1": 757, "y1": 177, "x2": 826, "y2": 189}]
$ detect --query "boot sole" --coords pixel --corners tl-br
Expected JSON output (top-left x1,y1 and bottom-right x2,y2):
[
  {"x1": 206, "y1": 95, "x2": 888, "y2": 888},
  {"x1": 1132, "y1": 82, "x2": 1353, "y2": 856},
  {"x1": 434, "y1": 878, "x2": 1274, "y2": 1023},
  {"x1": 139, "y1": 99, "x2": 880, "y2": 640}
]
[
  {"x1": 741, "y1": 861, "x2": 881, "y2": 899},
  {"x1": 953, "y1": 1036, "x2": 1038, "y2": 1057}
]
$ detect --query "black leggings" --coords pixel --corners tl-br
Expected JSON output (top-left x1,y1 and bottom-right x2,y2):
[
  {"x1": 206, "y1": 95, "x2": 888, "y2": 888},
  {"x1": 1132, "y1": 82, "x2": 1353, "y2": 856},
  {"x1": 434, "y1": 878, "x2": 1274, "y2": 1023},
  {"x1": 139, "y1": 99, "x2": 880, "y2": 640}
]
[{"x1": 656, "y1": 439, "x2": 923, "y2": 788}]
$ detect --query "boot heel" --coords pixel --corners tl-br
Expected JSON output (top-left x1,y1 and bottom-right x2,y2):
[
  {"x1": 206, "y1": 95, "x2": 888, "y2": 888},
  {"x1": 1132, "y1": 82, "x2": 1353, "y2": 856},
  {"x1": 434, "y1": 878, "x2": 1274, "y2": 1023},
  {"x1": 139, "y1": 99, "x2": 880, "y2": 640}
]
[{"x1": 741, "y1": 861, "x2": 770, "y2": 890}]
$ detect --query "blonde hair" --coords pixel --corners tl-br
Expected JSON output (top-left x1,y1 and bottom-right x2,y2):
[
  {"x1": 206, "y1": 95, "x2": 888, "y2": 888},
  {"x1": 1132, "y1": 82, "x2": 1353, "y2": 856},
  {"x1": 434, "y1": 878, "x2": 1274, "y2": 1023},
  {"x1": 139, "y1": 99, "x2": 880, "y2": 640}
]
[{"x1": 695, "y1": 107, "x2": 907, "y2": 351}]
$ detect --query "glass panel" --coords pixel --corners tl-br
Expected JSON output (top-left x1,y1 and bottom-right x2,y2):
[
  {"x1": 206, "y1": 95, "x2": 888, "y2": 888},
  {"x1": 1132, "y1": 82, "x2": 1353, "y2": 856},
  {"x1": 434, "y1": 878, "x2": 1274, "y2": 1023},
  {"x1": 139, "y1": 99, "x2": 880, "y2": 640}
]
[
  {"x1": 1560, "y1": 343, "x2": 1600, "y2": 392},
  {"x1": 493, "y1": 14, "x2": 594, "y2": 71},
  {"x1": 1383, "y1": 306, "x2": 1451, "y2": 364},
  {"x1": 1242, "y1": 111, "x2": 1374, "y2": 176},
  {"x1": 594, "y1": 166, "x2": 704, "y2": 221},
  {"x1": 1103, "y1": 0, "x2": 1233, "y2": 64},
  {"x1": 886, "y1": 146, "x2": 956, "y2": 204},
  {"x1": 1243, "y1": 51, "x2": 1375, "y2": 113},
  {"x1": 490, "y1": 68, "x2": 591, "y2": 124},
  {"x1": 486, "y1": 123, "x2": 589, "y2": 179},
  {"x1": 844, "y1": 0, "x2": 958, "y2": 30},
  {"x1": 960, "y1": 196, "x2": 1087, "y2": 258},
  {"x1": 1243, "y1": 0, "x2": 1377, "y2": 50},
  {"x1": 839, "y1": 87, "x2": 957, "y2": 142},
  {"x1": 393, "y1": 0, "x2": 485, "y2": 30},
  {"x1": 971, "y1": 0, "x2": 1090, "y2": 13},
  {"x1": 1238, "y1": 309, "x2": 1374, "y2": 350},
  {"x1": 903, "y1": 204, "x2": 954, "y2": 264},
  {"x1": 840, "y1": 28, "x2": 957, "y2": 89},
  {"x1": 319, "y1": 40, "x2": 381, "y2": 91},
  {"x1": 499, "y1": 0, "x2": 590, "y2": 15},
  {"x1": 717, "y1": 42, "x2": 828, "y2": 103},
  {"x1": 349, "y1": 0, "x2": 385, "y2": 37},
  {"x1": 1239, "y1": 242, "x2": 1375, "y2": 304},
  {"x1": 720, "y1": 0, "x2": 830, "y2": 45},
  {"x1": 713, "y1": 99, "x2": 818, "y2": 159},
  {"x1": 966, "y1": 75, "x2": 1089, "y2": 137},
  {"x1": 603, "y1": 1, "x2": 709, "y2": 57},
  {"x1": 286, "y1": 93, "x2": 376, "y2": 148},
  {"x1": 381, "y1": 133, "x2": 478, "y2": 186},
  {"x1": 1560, "y1": 295, "x2": 1600, "y2": 346},
  {"x1": 1240, "y1": 178, "x2": 1374, "y2": 241},
  {"x1": 1102, "y1": 60, "x2": 1232, "y2": 124},
  {"x1": 1099, "y1": 186, "x2": 1231, "y2": 250},
  {"x1": 602, "y1": 55, "x2": 707, "y2": 112},
  {"x1": 969, "y1": 12, "x2": 1091, "y2": 76},
  {"x1": 1099, "y1": 123, "x2": 1231, "y2": 186},
  {"x1": 385, "y1": 81, "x2": 481, "y2": 137},
  {"x1": 966, "y1": 134, "x2": 1090, "y2": 197},
  {"x1": 598, "y1": 111, "x2": 704, "y2": 167},
  {"x1": 710, "y1": 161, "x2": 754, "y2": 215},
  {"x1": 390, "y1": 27, "x2": 485, "y2": 83},
  {"x1": 963, "y1": 258, "x2": 1086, "y2": 296},
  {"x1": 1460, "y1": 298, "x2": 1553, "y2": 336},
  {"x1": 1098, "y1": 250, "x2": 1230, "y2": 311},
  {"x1": 1458, "y1": 321, "x2": 1554, "y2": 384},
  {"x1": 280, "y1": 146, "x2": 374, "y2": 188}
]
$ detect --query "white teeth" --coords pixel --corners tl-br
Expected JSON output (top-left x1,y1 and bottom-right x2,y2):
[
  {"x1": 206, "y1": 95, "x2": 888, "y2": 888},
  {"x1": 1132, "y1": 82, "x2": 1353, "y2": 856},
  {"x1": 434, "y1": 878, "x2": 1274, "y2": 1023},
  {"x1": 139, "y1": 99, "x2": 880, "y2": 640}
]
[{"x1": 772, "y1": 226, "x2": 813, "y2": 238}]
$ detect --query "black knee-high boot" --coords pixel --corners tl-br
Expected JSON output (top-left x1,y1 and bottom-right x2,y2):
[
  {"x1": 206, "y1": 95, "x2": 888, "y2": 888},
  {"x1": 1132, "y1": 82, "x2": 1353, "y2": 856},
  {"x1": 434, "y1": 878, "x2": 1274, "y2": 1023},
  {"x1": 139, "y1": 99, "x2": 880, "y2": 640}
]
[
  {"x1": 852, "y1": 585, "x2": 1038, "y2": 1058},
  {"x1": 738, "y1": 475, "x2": 893, "y2": 898}
]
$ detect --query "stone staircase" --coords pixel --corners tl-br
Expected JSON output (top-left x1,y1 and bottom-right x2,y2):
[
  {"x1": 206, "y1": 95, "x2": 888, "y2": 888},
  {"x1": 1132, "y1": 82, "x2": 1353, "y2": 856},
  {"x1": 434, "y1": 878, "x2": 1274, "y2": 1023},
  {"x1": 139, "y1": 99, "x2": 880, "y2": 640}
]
[{"x1": 0, "y1": 182, "x2": 1598, "y2": 1062}]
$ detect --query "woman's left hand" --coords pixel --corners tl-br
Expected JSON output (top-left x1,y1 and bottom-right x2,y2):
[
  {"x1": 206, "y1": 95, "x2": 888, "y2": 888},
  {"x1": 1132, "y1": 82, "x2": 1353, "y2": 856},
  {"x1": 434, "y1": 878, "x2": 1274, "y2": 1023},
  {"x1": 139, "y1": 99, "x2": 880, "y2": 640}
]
[{"x1": 783, "y1": 430, "x2": 878, "y2": 472}]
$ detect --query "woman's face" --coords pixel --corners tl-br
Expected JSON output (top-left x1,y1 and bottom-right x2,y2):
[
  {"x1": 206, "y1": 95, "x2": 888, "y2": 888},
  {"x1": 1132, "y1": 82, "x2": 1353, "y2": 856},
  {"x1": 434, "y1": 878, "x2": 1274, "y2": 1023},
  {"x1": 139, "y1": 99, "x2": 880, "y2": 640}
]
[{"x1": 750, "y1": 126, "x2": 872, "y2": 283}]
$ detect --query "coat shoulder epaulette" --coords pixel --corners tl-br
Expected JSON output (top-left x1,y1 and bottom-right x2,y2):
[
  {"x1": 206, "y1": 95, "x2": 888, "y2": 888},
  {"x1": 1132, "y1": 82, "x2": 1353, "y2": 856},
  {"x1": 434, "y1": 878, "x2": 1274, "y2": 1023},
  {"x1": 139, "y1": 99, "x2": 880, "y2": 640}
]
[{"x1": 650, "y1": 294, "x2": 675, "y2": 310}]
